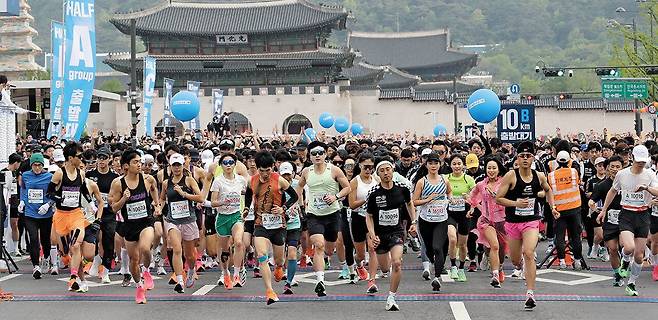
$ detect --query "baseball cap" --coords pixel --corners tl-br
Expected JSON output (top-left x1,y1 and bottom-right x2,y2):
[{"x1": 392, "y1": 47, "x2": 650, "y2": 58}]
[
  {"x1": 594, "y1": 157, "x2": 606, "y2": 166},
  {"x1": 421, "y1": 148, "x2": 432, "y2": 156},
  {"x1": 53, "y1": 149, "x2": 65, "y2": 162},
  {"x1": 189, "y1": 149, "x2": 200, "y2": 162},
  {"x1": 219, "y1": 139, "x2": 235, "y2": 149},
  {"x1": 279, "y1": 162, "x2": 294, "y2": 175},
  {"x1": 466, "y1": 154, "x2": 479, "y2": 169},
  {"x1": 97, "y1": 148, "x2": 111, "y2": 157},
  {"x1": 141, "y1": 154, "x2": 154, "y2": 164},
  {"x1": 150, "y1": 144, "x2": 161, "y2": 151},
  {"x1": 632, "y1": 145, "x2": 650, "y2": 163},
  {"x1": 169, "y1": 153, "x2": 185, "y2": 165},
  {"x1": 30, "y1": 153, "x2": 45, "y2": 165},
  {"x1": 556, "y1": 151, "x2": 570, "y2": 163},
  {"x1": 426, "y1": 152, "x2": 440, "y2": 162},
  {"x1": 201, "y1": 149, "x2": 214, "y2": 165},
  {"x1": 516, "y1": 141, "x2": 535, "y2": 154}
]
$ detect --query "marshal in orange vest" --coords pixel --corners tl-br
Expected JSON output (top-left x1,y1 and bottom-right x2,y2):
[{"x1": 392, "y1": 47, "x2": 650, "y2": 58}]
[{"x1": 548, "y1": 166, "x2": 581, "y2": 211}]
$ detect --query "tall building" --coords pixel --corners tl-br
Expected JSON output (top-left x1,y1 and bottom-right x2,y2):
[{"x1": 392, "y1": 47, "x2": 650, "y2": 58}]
[{"x1": 0, "y1": 0, "x2": 44, "y2": 79}]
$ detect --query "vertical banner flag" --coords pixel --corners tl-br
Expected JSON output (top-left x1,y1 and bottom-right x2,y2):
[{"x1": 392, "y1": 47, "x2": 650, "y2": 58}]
[
  {"x1": 163, "y1": 78, "x2": 174, "y2": 130},
  {"x1": 47, "y1": 21, "x2": 65, "y2": 138},
  {"x1": 212, "y1": 89, "x2": 224, "y2": 118},
  {"x1": 61, "y1": 0, "x2": 96, "y2": 140},
  {"x1": 187, "y1": 81, "x2": 202, "y2": 139},
  {"x1": 142, "y1": 56, "x2": 156, "y2": 137},
  {"x1": 497, "y1": 104, "x2": 536, "y2": 143}
]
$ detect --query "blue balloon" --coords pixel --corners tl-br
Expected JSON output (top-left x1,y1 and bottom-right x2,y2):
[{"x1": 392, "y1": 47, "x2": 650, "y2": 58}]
[
  {"x1": 467, "y1": 89, "x2": 501, "y2": 123},
  {"x1": 433, "y1": 124, "x2": 448, "y2": 137},
  {"x1": 351, "y1": 123, "x2": 364, "y2": 135},
  {"x1": 304, "y1": 128, "x2": 317, "y2": 142},
  {"x1": 319, "y1": 112, "x2": 335, "y2": 129},
  {"x1": 171, "y1": 91, "x2": 200, "y2": 122},
  {"x1": 334, "y1": 117, "x2": 349, "y2": 133}
]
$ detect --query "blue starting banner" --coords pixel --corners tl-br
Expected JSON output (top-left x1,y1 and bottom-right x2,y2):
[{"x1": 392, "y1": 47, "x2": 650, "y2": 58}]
[{"x1": 497, "y1": 104, "x2": 535, "y2": 143}]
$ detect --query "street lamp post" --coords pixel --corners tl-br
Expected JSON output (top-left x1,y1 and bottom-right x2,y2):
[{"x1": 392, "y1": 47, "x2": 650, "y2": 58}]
[{"x1": 616, "y1": 7, "x2": 643, "y2": 134}]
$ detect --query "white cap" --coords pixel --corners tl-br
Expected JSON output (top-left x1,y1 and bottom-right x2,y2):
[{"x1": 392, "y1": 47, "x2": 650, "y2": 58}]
[
  {"x1": 201, "y1": 149, "x2": 214, "y2": 165},
  {"x1": 556, "y1": 151, "x2": 570, "y2": 163},
  {"x1": 594, "y1": 157, "x2": 606, "y2": 166},
  {"x1": 279, "y1": 162, "x2": 294, "y2": 175},
  {"x1": 53, "y1": 149, "x2": 65, "y2": 162},
  {"x1": 169, "y1": 153, "x2": 185, "y2": 165},
  {"x1": 141, "y1": 154, "x2": 154, "y2": 164},
  {"x1": 632, "y1": 145, "x2": 650, "y2": 163},
  {"x1": 421, "y1": 148, "x2": 432, "y2": 156},
  {"x1": 150, "y1": 144, "x2": 161, "y2": 151}
]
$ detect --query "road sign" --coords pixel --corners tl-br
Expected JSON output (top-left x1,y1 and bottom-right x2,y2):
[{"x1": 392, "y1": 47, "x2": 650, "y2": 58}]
[
  {"x1": 510, "y1": 83, "x2": 520, "y2": 94},
  {"x1": 601, "y1": 79, "x2": 648, "y2": 99},
  {"x1": 497, "y1": 104, "x2": 535, "y2": 143}
]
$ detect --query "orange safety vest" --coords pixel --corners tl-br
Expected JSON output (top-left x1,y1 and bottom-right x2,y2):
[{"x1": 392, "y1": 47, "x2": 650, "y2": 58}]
[{"x1": 548, "y1": 167, "x2": 581, "y2": 211}]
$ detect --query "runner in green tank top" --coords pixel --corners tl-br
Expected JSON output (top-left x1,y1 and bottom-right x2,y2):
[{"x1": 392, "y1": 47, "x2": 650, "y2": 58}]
[{"x1": 295, "y1": 141, "x2": 351, "y2": 297}]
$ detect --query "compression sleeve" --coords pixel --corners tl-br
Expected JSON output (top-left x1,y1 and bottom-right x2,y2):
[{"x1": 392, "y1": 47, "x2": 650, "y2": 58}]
[
  {"x1": 47, "y1": 182, "x2": 62, "y2": 202},
  {"x1": 244, "y1": 186, "x2": 253, "y2": 210},
  {"x1": 282, "y1": 186, "x2": 299, "y2": 209}
]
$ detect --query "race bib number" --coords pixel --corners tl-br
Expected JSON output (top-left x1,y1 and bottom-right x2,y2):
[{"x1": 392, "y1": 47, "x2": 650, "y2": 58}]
[
  {"x1": 426, "y1": 200, "x2": 449, "y2": 222},
  {"x1": 379, "y1": 208, "x2": 399, "y2": 226},
  {"x1": 652, "y1": 205, "x2": 658, "y2": 218},
  {"x1": 170, "y1": 200, "x2": 191, "y2": 219},
  {"x1": 100, "y1": 193, "x2": 109, "y2": 206},
  {"x1": 62, "y1": 191, "x2": 80, "y2": 207},
  {"x1": 448, "y1": 197, "x2": 466, "y2": 211},
  {"x1": 621, "y1": 191, "x2": 646, "y2": 207},
  {"x1": 10, "y1": 182, "x2": 17, "y2": 195},
  {"x1": 608, "y1": 209, "x2": 620, "y2": 225},
  {"x1": 515, "y1": 198, "x2": 536, "y2": 216},
  {"x1": 222, "y1": 192, "x2": 241, "y2": 213},
  {"x1": 126, "y1": 201, "x2": 148, "y2": 220},
  {"x1": 245, "y1": 205, "x2": 255, "y2": 221},
  {"x1": 28, "y1": 189, "x2": 44, "y2": 204},
  {"x1": 287, "y1": 205, "x2": 300, "y2": 220},
  {"x1": 313, "y1": 195, "x2": 329, "y2": 210},
  {"x1": 262, "y1": 213, "x2": 283, "y2": 230}
]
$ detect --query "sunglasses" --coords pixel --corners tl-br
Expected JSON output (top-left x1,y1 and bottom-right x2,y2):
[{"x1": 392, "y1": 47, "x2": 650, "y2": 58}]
[
  {"x1": 361, "y1": 164, "x2": 374, "y2": 171},
  {"x1": 571, "y1": 149, "x2": 581, "y2": 153},
  {"x1": 517, "y1": 153, "x2": 533, "y2": 159},
  {"x1": 310, "y1": 150, "x2": 325, "y2": 157},
  {"x1": 333, "y1": 161, "x2": 344, "y2": 166},
  {"x1": 222, "y1": 159, "x2": 236, "y2": 166}
]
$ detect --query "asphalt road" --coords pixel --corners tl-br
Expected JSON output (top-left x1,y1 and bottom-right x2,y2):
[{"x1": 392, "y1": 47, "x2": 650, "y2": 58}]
[{"x1": 1, "y1": 242, "x2": 658, "y2": 320}]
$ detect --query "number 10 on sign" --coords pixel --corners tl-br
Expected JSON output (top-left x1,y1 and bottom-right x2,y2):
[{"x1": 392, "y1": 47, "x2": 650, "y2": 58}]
[
  {"x1": 499, "y1": 109, "x2": 531, "y2": 130},
  {"x1": 497, "y1": 104, "x2": 536, "y2": 143}
]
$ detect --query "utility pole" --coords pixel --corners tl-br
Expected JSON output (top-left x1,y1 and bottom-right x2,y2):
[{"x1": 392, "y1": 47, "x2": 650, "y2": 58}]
[
  {"x1": 632, "y1": 18, "x2": 642, "y2": 135},
  {"x1": 452, "y1": 76, "x2": 458, "y2": 135},
  {"x1": 129, "y1": 18, "x2": 138, "y2": 139}
]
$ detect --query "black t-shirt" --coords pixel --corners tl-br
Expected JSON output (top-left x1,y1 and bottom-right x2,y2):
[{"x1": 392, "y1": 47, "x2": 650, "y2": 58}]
[
  {"x1": 590, "y1": 177, "x2": 621, "y2": 224},
  {"x1": 86, "y1": 169, "x2": 119, "y2": 210},
  {"x1": 586, "y1": 175, "x2": 605, "y2": 195},
  {"x1": 366, "y1": 183, "x2": 411, "y2": 235},
  {"x1": 582, "y1": 161, "x2": 596, "y2": 186}
]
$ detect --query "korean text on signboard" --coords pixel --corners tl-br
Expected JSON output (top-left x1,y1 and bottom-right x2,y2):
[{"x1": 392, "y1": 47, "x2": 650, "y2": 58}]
[
  {"x1": 497, "y1": 104, "x2": 535, "y2": 143},
  {"x1": 216, "y1": 34, "x2": 248, "y2": 45}
]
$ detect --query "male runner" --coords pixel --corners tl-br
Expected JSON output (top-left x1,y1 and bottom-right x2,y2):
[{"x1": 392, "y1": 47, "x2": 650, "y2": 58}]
[
  {"x1": 295, "y1": 141, "x2": 351, "y2": 297},
  {"x1": 365, "y1": 158, "x2": 417, "y2": 311},
  {"x1": 109, "y1": 149, "x2": 162, "y2": 304},
  {"x1": 496, "y1": 141, "x2": 559, "y2": 310}
]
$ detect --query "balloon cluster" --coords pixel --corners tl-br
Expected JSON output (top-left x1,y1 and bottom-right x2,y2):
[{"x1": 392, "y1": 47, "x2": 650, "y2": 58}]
[{"x1": 308, "y1": 112, "x2": 363, "y2": 142}]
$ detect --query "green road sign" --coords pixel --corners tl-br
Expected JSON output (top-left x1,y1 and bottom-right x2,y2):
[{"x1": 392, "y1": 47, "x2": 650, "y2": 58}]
[{"x1": 602, "y1": 79, "x2": 648, "y2": 99}]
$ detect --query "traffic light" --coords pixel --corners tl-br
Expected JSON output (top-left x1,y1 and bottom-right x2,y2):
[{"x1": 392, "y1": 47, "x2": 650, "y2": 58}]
[
  {"x1": 523, "y1": 95, "x2": 539, "y2": 101},
  {"x1": 543, "y1": 68, "x2": 564, "y2": 77},
  {"x1": 559, "y1": 93, "x2": 572, "y2": 100},
  {"x1": 595, "y1": 68, "x2": 617, "y2": 76},
  {"x1": 635, "y1": 118, "x2": 643, "y2": 133},
  {"x1": 645, "y1": 67, "x2": 658, "y2": 75},
  {"x1": 457, "y1": 122, "x2": 463, "y2": 133}
]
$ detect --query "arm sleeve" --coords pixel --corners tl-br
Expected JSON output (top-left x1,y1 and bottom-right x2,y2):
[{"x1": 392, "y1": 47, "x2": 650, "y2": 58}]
[
  {"x1": 244, "y1": 186, "x2": 253, "y2": 210},
  {"x1": 47, "y1": 182, "x2": 62, "y2": 202},
  {"x1": 282, "y1": 186, "x2": 299, "y2": 209}
]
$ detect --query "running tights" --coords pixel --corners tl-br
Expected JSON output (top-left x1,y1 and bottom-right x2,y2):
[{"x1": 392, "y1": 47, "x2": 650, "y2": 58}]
[
  {"x1": 100, "y1": 215, "x2": 117, "y2": 269},
  {"x1": 418, "y1": 219, "x2": 449, "y2": 276},
  {"x1": 24, "y1": 216, "x2": 53, "y2": 266},
  {"x1": 554, "y1": 209, "x2": 584, "y2": 260},
  {"x1": 340, "y1": 210, "x2": 355, "y2": 266}
]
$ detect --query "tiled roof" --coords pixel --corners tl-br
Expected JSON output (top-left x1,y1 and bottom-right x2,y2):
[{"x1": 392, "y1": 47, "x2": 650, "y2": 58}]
[
  {"x1": 349, "y1": 30, "x2": 477, "y2": 79},
  {"x1": 110, "y1": 0, "x2": 348, "y2": 36},
  {"x1": 378, "y1": 66, "x2": 420, "y2": 88},
  {"x1": 379, "y1": 88, "x2": 412, "y2": 100}
]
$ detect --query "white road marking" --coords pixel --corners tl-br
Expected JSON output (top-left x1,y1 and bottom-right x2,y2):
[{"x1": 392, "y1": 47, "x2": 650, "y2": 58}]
[
  {"x1": 192, "y1": 284, "x2": 217, "y2": 296},
  {"x1": 535, "y1": 269, "x2": 612, "y2": 286},
  {"x1": 441, "y1": 274, "x2": 454, "y2": 282},
  {"x1": 449, "y1": 302, "x2": 471, "y2": 320},
  {"x1": 0, "y1": 274, "x2": 21, "y2": 282},
  {"x1": 294, "y1": 270, "x2": 350, "y2": 286}
]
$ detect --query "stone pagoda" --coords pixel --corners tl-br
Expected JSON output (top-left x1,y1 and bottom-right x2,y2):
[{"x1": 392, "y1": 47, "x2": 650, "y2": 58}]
[{"x1": 0, "y1": 0, "x2": 44, "y2": 79}]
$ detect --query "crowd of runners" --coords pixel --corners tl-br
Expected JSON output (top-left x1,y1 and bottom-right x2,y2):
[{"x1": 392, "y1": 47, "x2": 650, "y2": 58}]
[{"x1": 1, "y1": 127, "x2": 658, "y2": 311}]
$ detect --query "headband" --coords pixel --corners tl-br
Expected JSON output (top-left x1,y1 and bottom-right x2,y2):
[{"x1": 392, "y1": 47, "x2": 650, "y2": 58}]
[{"x1": 375, "y1": 160, "x2": 394, "y2": 172}]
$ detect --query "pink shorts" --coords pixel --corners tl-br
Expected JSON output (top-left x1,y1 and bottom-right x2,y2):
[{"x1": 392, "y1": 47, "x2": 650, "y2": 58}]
[
  {"x1": 504, "y1": 220, "x2": 540, "y2": 240},
  {"x1": 164, "y1": 221, "x2": 200, "y2": 241}
]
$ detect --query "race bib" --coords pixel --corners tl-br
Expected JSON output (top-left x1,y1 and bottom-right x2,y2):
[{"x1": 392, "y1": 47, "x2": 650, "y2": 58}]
[
  {"x1": 379, "y1": 208, "x2": 399, "y2": 226},
  {"x1": 426, "y1": 200, "x2": 449, "y2": 222},
  {"x1": 652, "y1": 205, "x2": 658, "y2": 218},
  {"x1": 222, "y1": 192, "x2": 241, "y2": 213},
  {"x1": 62, "y1": 191, "x2": 80, "y2": 207},
  {"x1": 245, "y1": 205, "x2": 255, "y2": 221},
  {"x1": 28, "y1": 189, "x2": 44, "y2": 204},
  {"x1": 313, "y1": 195, "x2": 329, "y2": 210},
  {"x1": 448, "y1": 197, "x2": 466, "y2": 211},
  {"x1": 287, "y1": 205, "x2": 300, "y2": 220},
  {"x1": 608, "y1": 209, "x2": 620, "y2": 225},
  {"x1": 262, "y1": 213, "x2": 283, "y2": 230},
  {"x1": 515, "y1": 198, "x2": 536, "y2": 216},
  {"x1": 100, "y1": 193, "x2": 109, "y2": 206},
  {"x1": 10, "y1": 182, "x2": 17, "y2": 195},
  {"x1": 346, "y1": 208, "x2": 352, "y2": 221},
  {"x1": 126, "y1": 201, "x2": 148, "y2": 220},
  {"x1": 170, "y1": 200, "x2": 191, "y2": 219},
  {"x1": 621, "y1": 191, "x2": 646, "y2": 207}
]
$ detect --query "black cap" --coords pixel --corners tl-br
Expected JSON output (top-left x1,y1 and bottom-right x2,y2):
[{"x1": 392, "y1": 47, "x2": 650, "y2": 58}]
[
  {"x1": 189, "y1": 149, "x2": 200, "y2": 161},
  {"x1": 516, "y1": 141, "x2": 535, "y2": 154},
  {"x1": 219, "y1": 139, "x2": 235, "y2": 149},
  {"x1": 308, "y1": 141, "x2": 328, "y2": 151},
  {"x1": 426, "y1": 152, "x2": 441, "y2": 162},
  {"x1": 586, "y1": 141, "x2": 602, "y2": 152},
  {"x1": 97, "y1": 147, "x2": 111, "y2": 157}
]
